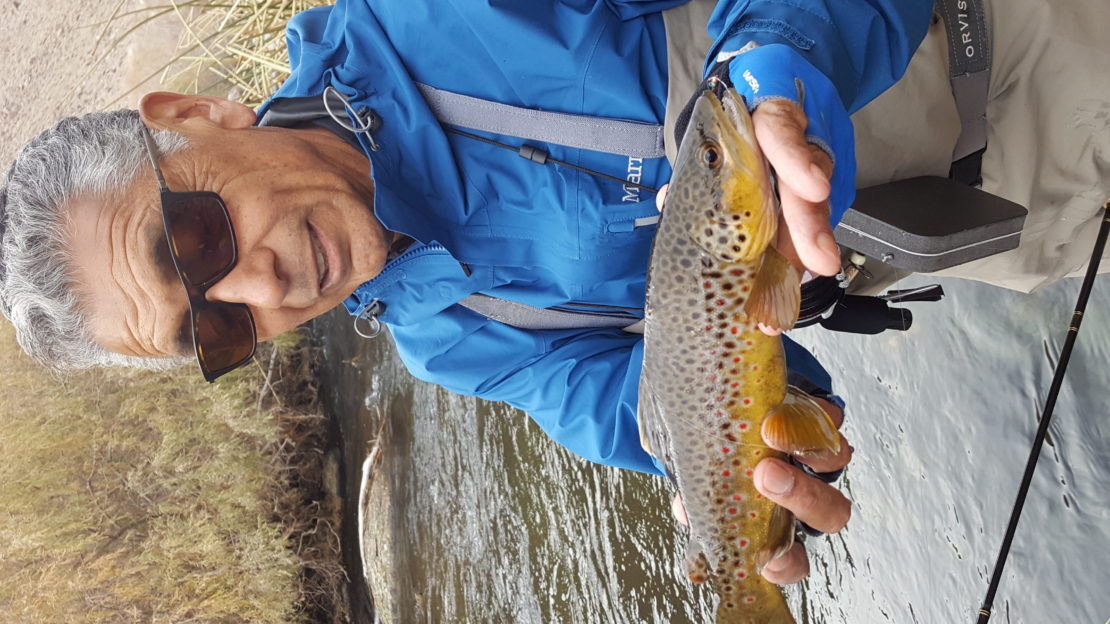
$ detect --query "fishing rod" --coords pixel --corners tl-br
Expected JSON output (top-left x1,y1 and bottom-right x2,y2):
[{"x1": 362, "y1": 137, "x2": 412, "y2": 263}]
[{"x1": 975, "y1": 202, "x2": 1110, "y2": 623}]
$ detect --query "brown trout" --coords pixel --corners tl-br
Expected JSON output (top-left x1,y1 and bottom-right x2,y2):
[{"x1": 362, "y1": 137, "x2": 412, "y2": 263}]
[{"x1": 638, "y1": 85, "x2": 841, "y2": 624}]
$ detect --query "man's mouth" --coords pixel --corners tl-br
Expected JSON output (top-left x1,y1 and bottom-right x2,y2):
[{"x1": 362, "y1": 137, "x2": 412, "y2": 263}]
[{"x1": 309, "y1": 224, "x2": 331, "y2": 292}]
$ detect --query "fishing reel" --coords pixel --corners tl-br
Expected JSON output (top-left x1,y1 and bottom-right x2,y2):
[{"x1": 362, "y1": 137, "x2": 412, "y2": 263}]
[{"x1": 795, "y1": 256, "x2": 945, "y2": 334}]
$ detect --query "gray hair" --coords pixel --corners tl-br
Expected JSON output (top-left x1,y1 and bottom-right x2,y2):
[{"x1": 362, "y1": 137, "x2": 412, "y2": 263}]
[{"x1": 0, "y1": 109, "x2": 189, "y2": 371}]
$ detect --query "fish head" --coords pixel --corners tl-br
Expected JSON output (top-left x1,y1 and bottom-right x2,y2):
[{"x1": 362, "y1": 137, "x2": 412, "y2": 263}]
[{"x1": 667, "y1": 87, "x2": 779, "y2": 264}]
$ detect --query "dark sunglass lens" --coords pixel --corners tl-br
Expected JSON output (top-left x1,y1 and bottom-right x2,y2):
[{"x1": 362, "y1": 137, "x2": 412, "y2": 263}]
[
  {"x1": 166, "y1": 195, "x2": 236, "y2": 284},
  {"x1": 194, "y1": 305, "x2": 256, "y2": 376}
]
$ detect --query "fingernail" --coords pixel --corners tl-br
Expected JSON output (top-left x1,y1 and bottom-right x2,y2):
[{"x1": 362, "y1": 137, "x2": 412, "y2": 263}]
[
  {"x1": 763, "y1": 552, "x2": 789, "y2": 572},
  {"x1": 761, "y1": 461, "x2": 795, "y2": 496}
]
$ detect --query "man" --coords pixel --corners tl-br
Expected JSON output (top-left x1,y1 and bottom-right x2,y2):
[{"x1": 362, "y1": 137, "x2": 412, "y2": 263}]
[{"x1": 0, "y1": 0, "x2": 938, "y2": 585}]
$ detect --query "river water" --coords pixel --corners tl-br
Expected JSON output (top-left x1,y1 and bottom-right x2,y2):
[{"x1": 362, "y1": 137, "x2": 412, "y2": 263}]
[{"x1": 314, "y1": 271, "x2": 1110, "y2": 624}]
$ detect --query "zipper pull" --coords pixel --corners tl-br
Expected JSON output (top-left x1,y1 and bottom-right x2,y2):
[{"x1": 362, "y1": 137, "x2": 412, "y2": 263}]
[{"x1": 354, "y1": 299, "x2": 386, "y2": 338}]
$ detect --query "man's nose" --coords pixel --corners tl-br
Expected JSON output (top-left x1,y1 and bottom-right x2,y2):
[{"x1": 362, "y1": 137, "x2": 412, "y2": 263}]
[{"x1": 204, "y1": 246, "x2": 288, "y2": 310}]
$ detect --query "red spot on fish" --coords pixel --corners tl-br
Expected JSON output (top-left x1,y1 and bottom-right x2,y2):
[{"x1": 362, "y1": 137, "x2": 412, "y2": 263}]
[
  {"x1": 746, "y1": 340, "x2": 754, "y2": 346},
  {"x1": 722, "y1": 470, "x2": 731, "y2": 477},
  {"x1": 704, "y1": 281, "x2": 712, "y2": 289},
  {"x1": 746, "y1": 470, "x2": 754, "y2": 477},
  {"x1": 741, "y1": 285, "x2": 750, "y2": 292},
  {"x1": 739, "y1": 423, "x2": 748, "y2": 430},
  {"x1": 731, "y1": 381, "x2": 739, "y2": 387},
  {"x1": 737, "y1": 571, "x2": 746, "y2": 579},
  {"x1": 742, "y1": 398, "x2": 752, "y2": 406},
  {"x1": 716, "y1": 299, "x2": 726, "y2": 306},
  {"x1": 750, "y1": 512, "x2": 758, "y2": 518},
  {"x1": 751, "y1": 365, "x2": 759, "y2": 371},
  {"x1": 705, "y1": 324, "x2": 713, "y2": 331},
  {"x1": 731, "y1": 326, "x2": 738, "y2": 335},
  {"x1": 728, "y1": 508, "x2": 738, "y2": 515},
  {"x1": 756, "y1": 378, "x2": 764, "y2": 384},
  {"x1": 754, "y1": 450, "x2": 762, "y2": 456},
  {"x1": 722, "y1": 447, "x2": 731, "y2": 454},
  {"x1": 756, "y1": 493, "x2": 764, "y2": 499},
  {"x1": 746, "y1": 597, "x2": 756, "y2": 603},
  {"x1": 730, "y1": 524, "x2": 738, "y2": 530},
  {"x1": 733, "y1": 495, "x2": 742, "y2": 501},
  {"x1": 740, "y1": 539, "x2": 749, "y2": 548}
]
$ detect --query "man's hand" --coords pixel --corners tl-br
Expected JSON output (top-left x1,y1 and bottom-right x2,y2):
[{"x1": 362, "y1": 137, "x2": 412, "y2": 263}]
[
  {"x1": 670, "y1": 397, "x2": 852, "y2": 585},
  {"x1": 752, "y1": 99, "x2": 840, "y2": 278}
]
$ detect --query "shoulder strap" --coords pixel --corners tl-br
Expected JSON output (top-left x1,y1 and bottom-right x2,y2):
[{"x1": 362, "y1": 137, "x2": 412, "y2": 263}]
[
  {"x1": 936, "y1": 0, "x2": 992, "y2": 186},
  {"x1": 415, "y1": 83, "x2": 666, "y2": 159},
  {"x1": 458, "y1": 294, "x2": 644, "y2": 333}
]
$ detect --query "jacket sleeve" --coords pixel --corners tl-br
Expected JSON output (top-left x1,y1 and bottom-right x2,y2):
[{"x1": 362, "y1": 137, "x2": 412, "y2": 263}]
[
  {"x1": 706, "y1": 0, "x2": 933, "y2": 113},
  {"x1": 387, "y1": 304, "x2": 835, "y2": 477}
]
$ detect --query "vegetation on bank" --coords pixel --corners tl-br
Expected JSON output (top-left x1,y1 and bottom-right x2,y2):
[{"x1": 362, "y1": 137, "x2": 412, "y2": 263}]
[
  {"x1": 0, "y1": 325, "x2": 346, "y2": 623},
  {"x1": 1, "y1": 2, "x2": 351, "y2": 621}
]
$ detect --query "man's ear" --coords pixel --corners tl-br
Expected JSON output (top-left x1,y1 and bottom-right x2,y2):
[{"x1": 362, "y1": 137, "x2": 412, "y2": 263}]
[{"x1": 139, "y1": 92, "x2": 256, "y2": 130}]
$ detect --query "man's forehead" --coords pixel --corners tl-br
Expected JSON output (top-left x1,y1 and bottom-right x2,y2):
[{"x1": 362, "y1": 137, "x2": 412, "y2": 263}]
[{"x1": 62, "y1": 189, "x2": 190, "y2": 358}]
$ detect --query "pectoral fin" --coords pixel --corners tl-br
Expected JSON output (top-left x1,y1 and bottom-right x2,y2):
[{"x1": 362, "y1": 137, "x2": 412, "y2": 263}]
[
  {"x1": 761, "y1": 386, "x2": 841, "y2": 456},
  {"x1": 743, "y1": 247, "x2": 801, "y2": 330}
]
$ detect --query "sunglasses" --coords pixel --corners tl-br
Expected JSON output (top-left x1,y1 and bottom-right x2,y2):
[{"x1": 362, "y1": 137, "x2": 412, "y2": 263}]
[{"x1": 139, "y1": 124, "x2": 256, "y2": 382}]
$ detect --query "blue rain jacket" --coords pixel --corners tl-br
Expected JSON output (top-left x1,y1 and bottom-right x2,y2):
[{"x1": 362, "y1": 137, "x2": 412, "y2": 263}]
[{"x1": 259, "y1": 0, "x2": 931, "y2": 475}]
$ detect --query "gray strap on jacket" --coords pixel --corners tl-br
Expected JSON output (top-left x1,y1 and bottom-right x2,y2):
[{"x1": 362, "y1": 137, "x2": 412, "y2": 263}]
[
  {"x1": 936, "y1": 0, "x2": 991, "y2": 184},
  {"x1": 459, "y1": 294, "x2": 644, "y2": 332},
  {"x1": 416, "y1": 83, "x2": 666, "y2": 159}
]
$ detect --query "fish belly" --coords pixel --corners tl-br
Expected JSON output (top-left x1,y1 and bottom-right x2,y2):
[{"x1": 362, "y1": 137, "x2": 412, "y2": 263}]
[{"x1": 641, "y1": 253, "x2": 797, "y2": 623}]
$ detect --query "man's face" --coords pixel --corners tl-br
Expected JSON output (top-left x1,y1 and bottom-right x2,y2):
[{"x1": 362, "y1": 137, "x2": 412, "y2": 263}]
[{"x1": 66, "y1": 93, "x2": 388, "y2": 360}]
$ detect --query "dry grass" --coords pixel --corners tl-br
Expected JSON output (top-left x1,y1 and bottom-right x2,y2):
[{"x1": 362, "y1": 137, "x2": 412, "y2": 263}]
[
  {"x1": 0, "y1": 323, "x2": 347, "y2": 623},
  {"x1": 91, "y1": 0, "x2": 330, "y2": 108},
  {"x1": 0, "y1": 3, "x2": 352, "y2": 621}
]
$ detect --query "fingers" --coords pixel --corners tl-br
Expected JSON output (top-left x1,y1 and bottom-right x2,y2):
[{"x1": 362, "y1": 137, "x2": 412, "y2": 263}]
[
  {"x1": 655, "y1": 184, "x2": 669, "y2": 212},
  {"x1": 754, "y1": 457, "x2": 851, "y2": 534},
  {"x1": 752, "y1": 100, "x2": 840, "y2": 276},
  {"x1": 761, "y1": 542, "x2": 810, "y2": 585},
  {"x1": 755, "y1": 396, "x2": 851, "y2": 533},
  {"x1": 752, "y1": 101, "x2": 831, "y2": 203},
  {"x1": 672, "y1": 492, "x2": 688, "y2": 526}
]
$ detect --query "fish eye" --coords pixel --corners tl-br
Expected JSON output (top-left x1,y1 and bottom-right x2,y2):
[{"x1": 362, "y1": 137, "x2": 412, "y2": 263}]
[{"x1": 700, "y1": 143, "x2": 722, "y2": 169}]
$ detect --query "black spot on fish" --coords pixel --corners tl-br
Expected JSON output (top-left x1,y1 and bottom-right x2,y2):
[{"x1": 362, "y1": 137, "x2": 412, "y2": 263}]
[
  {"x1": 722, "y1": 283, "x2": 734, "y2": 290},
  {"x1": 701, "y1": 256, "x2": 713, "y2": 268}
]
